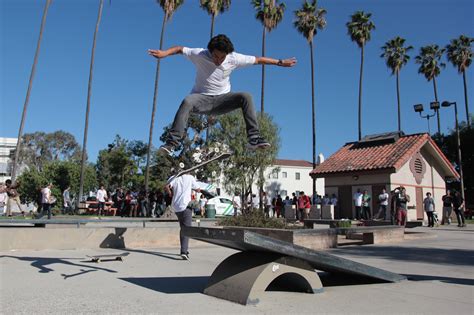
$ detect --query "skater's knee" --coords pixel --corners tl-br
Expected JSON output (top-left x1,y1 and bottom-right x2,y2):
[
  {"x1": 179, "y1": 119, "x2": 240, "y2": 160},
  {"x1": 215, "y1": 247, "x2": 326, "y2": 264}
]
[{"x1": 236, "y1": 92, "x2": 253, "y2": 104}]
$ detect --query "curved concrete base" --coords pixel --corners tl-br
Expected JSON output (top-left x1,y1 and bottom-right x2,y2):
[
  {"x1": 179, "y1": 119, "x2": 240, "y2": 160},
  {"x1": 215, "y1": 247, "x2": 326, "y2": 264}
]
[{"x1": 204, "y1": 251, "x2": 323, "y2": 305}]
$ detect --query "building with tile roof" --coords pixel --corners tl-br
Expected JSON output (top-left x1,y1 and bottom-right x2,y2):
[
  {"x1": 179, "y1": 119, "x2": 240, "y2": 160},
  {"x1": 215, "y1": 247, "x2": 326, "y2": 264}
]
[{"x1": 310, "y1": 132, "x2": 459, "y2": 222}]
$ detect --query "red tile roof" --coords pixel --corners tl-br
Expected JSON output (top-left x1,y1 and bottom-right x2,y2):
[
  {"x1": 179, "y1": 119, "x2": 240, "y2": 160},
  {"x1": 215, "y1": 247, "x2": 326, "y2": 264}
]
[
  {"x1": 274, "y1": 159, "x2": 313, "y2": 168},
  {"x1": 310, "y1": 133, "x2": 458, "y2": 177}
]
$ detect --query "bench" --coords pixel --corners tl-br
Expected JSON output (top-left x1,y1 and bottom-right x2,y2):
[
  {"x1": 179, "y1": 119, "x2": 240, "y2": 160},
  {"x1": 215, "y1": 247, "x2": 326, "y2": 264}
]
[{"x1": 336, "y1": 226, "x2": 405, "y2": 244}]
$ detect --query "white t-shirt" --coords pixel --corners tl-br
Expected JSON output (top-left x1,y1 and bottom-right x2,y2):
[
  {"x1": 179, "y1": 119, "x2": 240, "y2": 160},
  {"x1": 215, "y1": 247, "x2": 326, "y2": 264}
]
[
  {"x1": 42, "y1": 187, "x2": 51, "y2": 204},
  {"x1": 97, "y1": 189, "x2": 107, "y2": 202},
  {"x1": 170, "y1": 174, "x2": 200, "y2": 213},
  {"x1": 183, "y1": 47, "x2": 256, "y2": 95},
  {"x1": 353, "y1": 192, "x2": 363, "y2": 207},
  {"x1": 378, "y1": 192, "x2": 389, "y2": 206}
]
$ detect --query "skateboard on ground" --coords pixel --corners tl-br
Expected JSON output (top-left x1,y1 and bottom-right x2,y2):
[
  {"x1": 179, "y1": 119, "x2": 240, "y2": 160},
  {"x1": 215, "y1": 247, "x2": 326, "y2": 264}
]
[
  {"x1": 167, "y1": 144, "x2": 232, "y2": 184},
  {"x1": 86, "y1": 252, "x2": 129, "y2": 263}
]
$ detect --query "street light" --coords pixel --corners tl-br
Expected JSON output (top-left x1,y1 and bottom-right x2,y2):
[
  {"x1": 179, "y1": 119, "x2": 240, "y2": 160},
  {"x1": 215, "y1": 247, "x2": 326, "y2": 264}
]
[
  {"x1": 441, "y1": 101, "x2": 465, "y2": 203},
  {"x1": 413, "y1": 103, "x2": 437, "y2": 134}
]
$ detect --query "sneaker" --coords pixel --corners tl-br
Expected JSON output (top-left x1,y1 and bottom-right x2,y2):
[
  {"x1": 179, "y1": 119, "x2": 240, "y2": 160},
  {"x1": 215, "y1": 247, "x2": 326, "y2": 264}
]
[
  {"x1": 180, "y1": 253, "x2": 189, "y2": 260},
  {"x1": 159, "y1": 143, "x2": 175, "y2": 156},
  {"x1": 247, "y1": 136, "x2": 271, "y2": 150}
]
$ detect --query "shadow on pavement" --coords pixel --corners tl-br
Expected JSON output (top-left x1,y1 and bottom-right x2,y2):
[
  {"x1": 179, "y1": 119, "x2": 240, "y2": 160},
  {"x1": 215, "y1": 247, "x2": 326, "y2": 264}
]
[
  {"x1": 317, "y1": 271, "x2": 386, "y2": 287},
  {"x1": 329, "y1": 246, "x2": 474, "y2": 266},
  {"x1": 120, "y1": 276, "x2": 209, "y2": 294},
  {"x1": 405, "y1": 274, "x2": 474, "y2": 286},
  {"x1": 1, "y1": 255, "x2": 117, "y2": 274},
  {"x1": 125, "y1": 248, "x2": 184, "y2": 261}
]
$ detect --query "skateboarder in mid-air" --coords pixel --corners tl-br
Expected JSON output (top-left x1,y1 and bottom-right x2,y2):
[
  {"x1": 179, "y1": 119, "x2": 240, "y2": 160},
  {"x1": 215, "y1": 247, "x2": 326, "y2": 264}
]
[{"x1": 148, "y1": 34, "x2": 297, "y2": 155}]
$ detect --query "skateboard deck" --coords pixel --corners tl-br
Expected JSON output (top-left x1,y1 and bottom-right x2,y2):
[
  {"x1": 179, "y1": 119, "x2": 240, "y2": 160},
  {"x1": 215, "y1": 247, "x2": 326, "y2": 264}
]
[
  {"x1": 167, "y1": 151, "x2": 232, "y2": 184},
  {"x1": 86, "y1": 253, "x2": 129, "y2": 263}
]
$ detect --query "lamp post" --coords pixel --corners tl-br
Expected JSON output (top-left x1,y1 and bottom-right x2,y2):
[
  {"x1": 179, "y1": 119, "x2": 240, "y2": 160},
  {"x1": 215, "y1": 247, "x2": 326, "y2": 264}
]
[
  {"x1": 441, "y1": 101, "x2": 465, "y2": 203},
  {"x1": 413, "y1": 101, "x2": 439, "y2": 134}
]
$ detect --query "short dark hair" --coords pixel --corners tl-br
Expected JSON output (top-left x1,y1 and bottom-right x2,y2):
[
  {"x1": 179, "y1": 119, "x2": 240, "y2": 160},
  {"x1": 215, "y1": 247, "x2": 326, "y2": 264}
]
[{"x1": 207, "y1": 34, "x2": 234, "y2": 54}]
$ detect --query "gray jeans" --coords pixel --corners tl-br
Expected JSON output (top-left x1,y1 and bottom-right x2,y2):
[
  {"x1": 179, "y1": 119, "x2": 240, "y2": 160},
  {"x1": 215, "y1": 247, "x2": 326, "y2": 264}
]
[
  {"x1": 176, "y1": 208, "x2": 193, "y2": 254},
  {"x1": 167, "y1": 92, "x2": 260, "y2": 145}
]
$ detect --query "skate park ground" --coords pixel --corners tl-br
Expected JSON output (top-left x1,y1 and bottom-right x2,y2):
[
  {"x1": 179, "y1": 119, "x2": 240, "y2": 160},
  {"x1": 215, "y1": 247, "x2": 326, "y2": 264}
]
[{"x1": 1, "y1": 224, "x2": 473, "y2": 314}]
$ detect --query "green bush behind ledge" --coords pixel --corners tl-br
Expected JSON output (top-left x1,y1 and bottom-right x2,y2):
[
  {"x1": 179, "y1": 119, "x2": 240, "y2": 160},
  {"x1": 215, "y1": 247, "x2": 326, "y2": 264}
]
[{"x1": 217, "y1": 209, "x2": 287, "y2": 229}]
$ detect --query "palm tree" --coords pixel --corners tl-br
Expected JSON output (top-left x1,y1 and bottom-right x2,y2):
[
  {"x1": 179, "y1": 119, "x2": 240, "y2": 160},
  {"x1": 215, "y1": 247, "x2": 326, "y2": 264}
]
[
  {"x1": 252, "y1": 0, "x2": 285, "y2": 113},
  {"x1": 200, "y1": 0, "x2": 232, "y2": 38},
  {"x1": 415, "y1": 44, "x2": 446, "y2": 134},
  {"x1": 293, "y1": 0, "x2": 326, "y2": 206},
  {"x1": 11, "y1": 0, "x2": 52, "y2": 182},
  {"x1": 346, "y1": 11, "x2": 375, "y2": 140},
  {"x1": 78, "y1": 0, "x2": 105, "y2": 208},
  {"x1": 446, "y1": 35, "x2": 473, "y2": 127},
  {"x1": 380, "y1": 36, "x2": 413, "y2": 133},
  {"x1": 144, "y1": 0, "x2": 184, "y2": 191}
]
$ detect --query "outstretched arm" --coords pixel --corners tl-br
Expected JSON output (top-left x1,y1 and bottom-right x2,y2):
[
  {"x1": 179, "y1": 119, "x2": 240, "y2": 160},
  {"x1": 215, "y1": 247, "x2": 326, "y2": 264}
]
[
  {"x1": 148, "y1": 46, "x2": 184, "y2": 59},
  {"x1": 255, "y1": 56, "x2": 297, "y2": 67}
]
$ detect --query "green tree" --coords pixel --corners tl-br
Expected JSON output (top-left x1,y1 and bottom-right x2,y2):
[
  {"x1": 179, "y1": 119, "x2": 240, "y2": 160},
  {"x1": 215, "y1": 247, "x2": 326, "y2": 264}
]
[
  {"x1": 446, "y1": 35, "x2": 473, "y2": 127},
  {"x1": 252, "y1": 0, "x2": 286, "y2": 113},
  {"x1": 294, "y1": 0, "x2": 327, "y2": 203},
  {"x1": 346, "y1": 11, "x2": 375, "y2": 140},
  {"x1": 380, "y1": 36, "x2": 413, "y2": 133},
  {"x1": 144, "y1": 0, "x2": 185, "y2": 192},
  {"x1": 415, "y1": 44, "x2": 446, "y2": 134},
  {"x1": 433, "y1": 117, "x2": 473, "y2": 205},
  {"x1": 212, "y1": 112, "x2": 280, "y2": 211},
  {"x1": 78, "y1": 0, "x2": 105, "y2": 209},
  {"x1": 200, "y1": 0, "x2": 232, "y2": 38},
  {"x1": 11, "y1": 0, "x2": 52, "y2": 182},
  {"x1": 14, "y1": 131, "x2": 81, "y2": 173}
]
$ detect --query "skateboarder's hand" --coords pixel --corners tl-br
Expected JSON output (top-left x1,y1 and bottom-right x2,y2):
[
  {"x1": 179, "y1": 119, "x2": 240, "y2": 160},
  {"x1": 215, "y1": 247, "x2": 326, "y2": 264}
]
[
  {"x1": 148, "y1": 49, "x2": 166, "y2": 59},
  {"x1": 280, "y1": 57, "x2": 297, "y2": 67}
]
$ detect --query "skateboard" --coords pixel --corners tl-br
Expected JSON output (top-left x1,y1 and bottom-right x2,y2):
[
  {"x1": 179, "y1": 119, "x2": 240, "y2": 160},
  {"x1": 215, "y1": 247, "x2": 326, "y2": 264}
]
[
  {"x1": 167, "y1": 145, "x2": 232, "y2": 184},
  {"x1": 86, "y1": 253, "x2": 129, "y2": 263}
]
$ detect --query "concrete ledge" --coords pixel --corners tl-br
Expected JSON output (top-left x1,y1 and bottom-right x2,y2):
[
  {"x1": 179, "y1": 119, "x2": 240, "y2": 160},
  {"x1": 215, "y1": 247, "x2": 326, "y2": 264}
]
[{"x1": 0, "y1": 226, "x2": 209, "y2": 251}]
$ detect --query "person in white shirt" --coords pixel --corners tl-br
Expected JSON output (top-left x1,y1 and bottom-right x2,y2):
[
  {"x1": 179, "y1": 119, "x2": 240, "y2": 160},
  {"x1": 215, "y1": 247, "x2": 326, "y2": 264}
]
[
  {"x1": 41, "y1": 183, "x2": 53, "y2": 219},
  {"x1": 0, "y1": 183, "x2": 7, "y2": 216},
  {"x1": 375, "y1": 188, "x2": 390, "y2": 220},
  {"x1": 148, "y1": 34, "x2": 296, "y2": 154},
  {"x1": 165, "y1": 174, "x2": 208, "y2": 260},
  {"x1": 96, "y1": 185, "x2": 108, "y2": 216},
  {"x1": 232, "y1": 193, "x2": 241, "y2": 216},
  {"x1": 353, "y1": 189, "x2": 363, "y2": 220}
]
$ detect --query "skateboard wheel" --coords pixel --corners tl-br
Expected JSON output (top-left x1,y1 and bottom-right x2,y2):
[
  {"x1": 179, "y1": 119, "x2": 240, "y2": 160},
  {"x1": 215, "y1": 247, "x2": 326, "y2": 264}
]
[
  {"x1": 179, "y1": 162, "x2": 185, "y2": 169},
  {"x1": 214, "y1": 147, "x2": 219, "y2": 153}
]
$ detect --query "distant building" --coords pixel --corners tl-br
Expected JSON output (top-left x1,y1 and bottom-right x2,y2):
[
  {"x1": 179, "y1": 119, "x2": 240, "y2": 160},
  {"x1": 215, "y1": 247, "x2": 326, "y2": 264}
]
[
  {"x1": 0, "y1": 137, "x2": 17, "y2": 183},
  {"x1": 310, "y1": 132, "x2": 458, "y2": 222}
]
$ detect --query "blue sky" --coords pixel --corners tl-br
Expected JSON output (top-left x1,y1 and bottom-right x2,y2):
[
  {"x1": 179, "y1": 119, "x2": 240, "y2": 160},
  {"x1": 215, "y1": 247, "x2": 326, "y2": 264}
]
[{"x1": 1, "y1": 0, "x2": 473, "y2": 163}]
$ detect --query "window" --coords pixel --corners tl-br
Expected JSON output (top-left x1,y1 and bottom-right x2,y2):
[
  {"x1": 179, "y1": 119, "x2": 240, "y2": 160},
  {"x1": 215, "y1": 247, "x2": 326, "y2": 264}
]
[
  {"x1": 272, "y1": 171, "x2": 278, "y2": 179},
  {"x1": 280, "y1": 190, "x2": 287, "y2": 197},
  {"x1": 296, "y1": 172, "x2": 300, "y2": 180},
  {"x1": 282, "y1": 172, "x2": 287, "y2": 178}
]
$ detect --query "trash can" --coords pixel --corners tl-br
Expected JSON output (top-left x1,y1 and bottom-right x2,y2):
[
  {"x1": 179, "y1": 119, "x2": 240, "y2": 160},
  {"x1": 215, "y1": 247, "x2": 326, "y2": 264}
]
[{"x1": 205, "y1": 204, "x2": 216, "y2": 218}]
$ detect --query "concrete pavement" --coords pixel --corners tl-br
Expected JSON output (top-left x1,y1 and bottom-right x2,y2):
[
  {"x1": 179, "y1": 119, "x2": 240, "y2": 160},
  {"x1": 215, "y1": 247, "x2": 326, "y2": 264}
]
[{"x1": 1, "y1": 225, "x2": 473, "y2": 314}]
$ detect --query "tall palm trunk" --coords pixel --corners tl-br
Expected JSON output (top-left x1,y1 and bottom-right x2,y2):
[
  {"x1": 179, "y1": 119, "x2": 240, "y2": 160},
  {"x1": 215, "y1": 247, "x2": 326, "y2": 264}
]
[
  {"x1": 78, "y1": 0, "x2": 104, "y2": 208},
  {"x1": 144, "y1": 13, "x2": 168, "y2": 191},
  {"x1": 210, "y1": 13, "x2": 215, "y2": 38},
  {"x1": 11, "y1": 0, "x2": 51, "y2": 182},
  {"x1": 310, "y1": 40, "x2": 316, "y2": 200},
  {"x1": 462, "y1": 70, "x2": 471, "y2": 127},
  {"x1": 358, "y1": 45, "x2": 364, "y2": 140},
  {"x1": 433, "y1": 76, "x2": 441, "y2": 134},
  {"x1": 396, "y1": 69, "x2": 401, "y2": 133},
  {"x1": 260, "y1": 27, "x2": 266, "y2": 113}
]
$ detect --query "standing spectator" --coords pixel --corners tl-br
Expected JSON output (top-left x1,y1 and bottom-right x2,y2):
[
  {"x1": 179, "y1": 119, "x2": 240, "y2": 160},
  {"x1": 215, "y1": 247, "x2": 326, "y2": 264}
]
[
  {"x1": 0, "y1": 183, "x2": 7, "y2": 216},
  {"x1": 394, "y1": 187, "x2": 410, "y2": 226},
  {"x1": 124, "y1": 190, "x2": 132, "y2": 217},
  {"x1": 155, "y1": 190, "x2": 165, "y2": 217},
  {"x1": 5, "y1": 179, "x2": 23, "y2": 217},
  {"x1": 353, "y1": 189, "x2": 363, "y2": 220},
  {"x1": 375, "y1": 188, "x2": 389, "y2": 220},
  {"x1": 453, "y1": 191, "x2": 466, "y2": 227},
  {"x1": 130, "y1": 192, "x2": 138, "y2": 217},
  {"x1": 322, "y1": 194, "x2": 330, "y2": 206},
  {"x1": 63, "y1": 187, "x2": 72, "y2": 215},
  {"x1": 112, "y1": 188, "x2": 125, "y2": 217},
  {"x1": 423, "y1": 192, "x2": 435, "y2": 227},
  {"x1": 232, "y1": 192, "x2": 241, "y2": 216},
  {"x1": 96, "y1": 185, "x2": 108, "y2": 216},
  {"x1": 362, "y1": 190, "x2": 371, "y2": 220},
  {"x1": 41, "y1": 183, "x2": 54, "y2": 219},
  {"x1": 199, "y1": 194, "x2": 207, "y2": 217},
  {"x1": 298, "y1": 191, "x2": 311, "y2": 222},
  {"x1": 262, "y1": 192, "x2": 271, "y2": 217},
  {"x1": 442, "y1": 190, "x2": 454, "y2": 225},
  {"x1": 138, "y1": 190, "x2": 149, "y2": 217},
  {"x1": 165, "y1": 174, "x2": 207, "y2": 260},
  {"x1": 275, "y1": 195, "x2": 283, "y2": 218},
  {"x1": 292, "y1": 192, "x2": 299, "y2": 220},
  {"x1": 330, "y1": 194, "x2": 338, "y2": 207}
]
